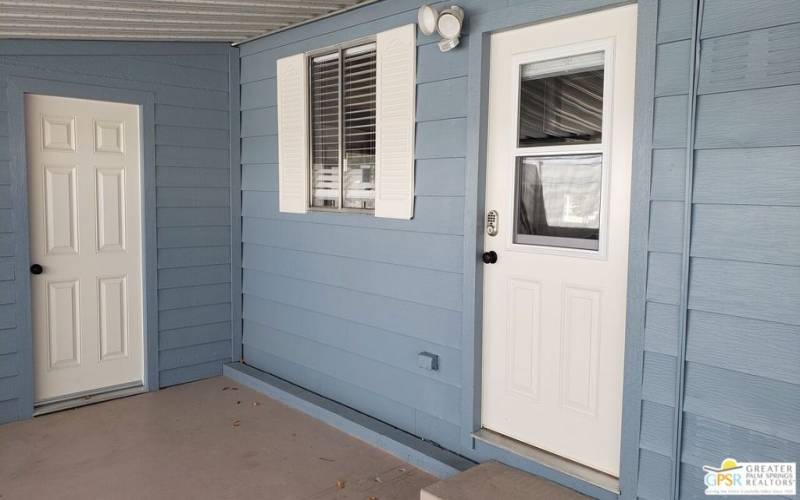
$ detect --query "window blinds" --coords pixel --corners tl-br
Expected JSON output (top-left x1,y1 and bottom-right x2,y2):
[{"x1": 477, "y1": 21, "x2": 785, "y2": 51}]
[
  {"x1": 518, "y1": 53, "x2": 604, "y2": 146},
  {"x1": 310, "y1": 52, "x2": 340, "y2": 208},
  {"x1": 343, "y1": 44, "x2": 377, "y2": 210}
]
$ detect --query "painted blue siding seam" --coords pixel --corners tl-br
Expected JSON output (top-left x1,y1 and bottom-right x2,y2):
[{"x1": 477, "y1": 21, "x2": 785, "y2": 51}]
[
  {"x1": 5, "y1": 77, "x2": 33, "y2": 420},
  {"x1": 670, "y1": 0, "x2": 703, "y2": 498},
  {"x1": 700, "y1": 20, "x2": 800, "y2": 41},
  {"x1": 229, "y1": 44, "x2": 243, "y2": 363},
  {"x1": 619, "y1": 2, "x2": 660, "y2": 497},
  {"x1": 241, "y1": 241, "x2": 464, "y2": 274},
  {"x1": 243, "y1": 293, "x2": 461, "y2": 349},
  {"x1": 242, "y1": 269, "x2": 463, "y2": 313}
]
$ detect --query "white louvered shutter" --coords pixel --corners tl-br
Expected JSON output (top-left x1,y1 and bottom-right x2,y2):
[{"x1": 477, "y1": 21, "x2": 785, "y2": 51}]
[
  {"x1": 375, "y1": 24, "x2": 416, "y2": 219},
  {"x1": 276, "y1": 53, "x2": 309, "y2": 213}
]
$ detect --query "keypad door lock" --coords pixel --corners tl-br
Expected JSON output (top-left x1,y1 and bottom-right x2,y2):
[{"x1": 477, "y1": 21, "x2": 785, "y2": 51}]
[{"x1": 486, "y1": 210, "x2": 499, "y2": 236}]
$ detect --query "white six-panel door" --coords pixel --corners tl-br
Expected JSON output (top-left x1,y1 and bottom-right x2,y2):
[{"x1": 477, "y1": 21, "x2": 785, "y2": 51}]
[
  {"x1": 481, "y1": 5, "x2": 637, "y2": 475},
  {"x1": 25, "y1": 94, "x2": 143, "y2": 403}
]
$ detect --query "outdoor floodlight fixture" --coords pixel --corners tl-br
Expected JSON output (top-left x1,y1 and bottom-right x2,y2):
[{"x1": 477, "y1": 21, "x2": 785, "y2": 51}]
[{"x1": 417, "y1": 4, "x2": 465, "y2": 52}]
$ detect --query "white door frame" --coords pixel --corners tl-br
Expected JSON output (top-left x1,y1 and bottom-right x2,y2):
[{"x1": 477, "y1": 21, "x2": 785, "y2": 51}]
[
  {"x1": 458, "y1": 2, "x2": 657, "y2": 499},
  {"x1": 7, "y1": 77, "x2": 160, "y2": 419},
  {"x1": 478, "y1": 2, "x2": 637, "y2": 480}
]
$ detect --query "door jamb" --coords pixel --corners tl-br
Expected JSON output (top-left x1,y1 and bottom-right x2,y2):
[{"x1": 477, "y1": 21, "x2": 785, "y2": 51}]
[
  {"x1": 7, "y1": 77, "x2": 159, "y2": 419},
  {"x1": 460, "y1": 2, "x2": 657, "y2": 498}
]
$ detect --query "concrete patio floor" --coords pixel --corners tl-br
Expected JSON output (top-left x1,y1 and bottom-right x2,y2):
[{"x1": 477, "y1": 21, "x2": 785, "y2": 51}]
[{"x1": 0, "y1": 376, "x2": 437, "y2": 500}]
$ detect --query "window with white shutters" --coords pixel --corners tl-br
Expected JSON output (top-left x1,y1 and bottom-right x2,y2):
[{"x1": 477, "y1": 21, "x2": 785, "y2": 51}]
[{"x1": 276, "y1": 25, "x2": 415, "y2": 218}]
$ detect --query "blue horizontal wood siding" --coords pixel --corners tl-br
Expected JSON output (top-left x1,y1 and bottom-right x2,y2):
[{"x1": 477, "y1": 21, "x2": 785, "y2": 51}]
[
  {"x1": 676, "y1": 3, "x2": 800, "y2": 497},
  {"x1": 636, "y1": 0, "x2": 694, "y2": 495},
  {"x1": 0, "y1": 72, "x2": 17, "y2": 422},
  {"x1": 239, "y1": 10, "x2": 470, "y2": 446},
  {"x1": 239, "y1": 5, "x2": 668, "y2": 481},
  {"x1": 639, "y1": 1, "x2": 800, "y2": 498},
  {"x1": 237, "y1": 1, "x2": 800, "y2": 498},
  {"x1": 0, "y1": 41, "x2": 234, "y2": 421}
]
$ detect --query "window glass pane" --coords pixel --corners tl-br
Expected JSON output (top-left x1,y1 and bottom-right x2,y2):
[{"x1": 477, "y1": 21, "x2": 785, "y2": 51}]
[
  {"x1": 342, "y1": 44, "x2": 377, "y2": 209},
  {"x1": 310, "y1": 52, "x2": 340, "y2": 208},
  {"x1": 518, "y1": 52, "x2": 604, "y2": 147},
  {"x1": 515, "y1": 154, "x2": 602, "y2": 250}
]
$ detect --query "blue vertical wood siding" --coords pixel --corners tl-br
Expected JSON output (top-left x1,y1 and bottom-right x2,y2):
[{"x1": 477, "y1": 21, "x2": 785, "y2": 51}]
[{"x1": 0, "y1": 41, "x2": 235, "y2": 422}]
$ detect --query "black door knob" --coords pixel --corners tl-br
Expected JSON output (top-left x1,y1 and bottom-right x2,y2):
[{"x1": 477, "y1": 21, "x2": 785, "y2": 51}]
[
  {"x1": 30, "y1": 264, "x2": 43, "y2": 275},
  {"x1": 482, "y1": 251, "x2": 498, "y2": 264}
]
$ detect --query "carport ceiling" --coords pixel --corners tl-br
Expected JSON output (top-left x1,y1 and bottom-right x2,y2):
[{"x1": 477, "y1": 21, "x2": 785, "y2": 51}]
[{"x1": 0, "y1": 0, "x2": 373, "y2": 43}]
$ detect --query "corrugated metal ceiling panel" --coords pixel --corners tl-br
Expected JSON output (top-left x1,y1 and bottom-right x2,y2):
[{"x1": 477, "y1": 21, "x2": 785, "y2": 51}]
[{"x1": 0, "y1": 0, "x2": 371, "y2": 43}]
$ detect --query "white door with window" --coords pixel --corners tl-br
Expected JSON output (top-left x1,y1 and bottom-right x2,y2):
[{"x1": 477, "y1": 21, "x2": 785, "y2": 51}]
[
  {"x1": 25, "y1": 94, "x2": 143, "y2": 404},
  {"x1": 481, "y1": 5, "x2": 637, "y2": 475}
]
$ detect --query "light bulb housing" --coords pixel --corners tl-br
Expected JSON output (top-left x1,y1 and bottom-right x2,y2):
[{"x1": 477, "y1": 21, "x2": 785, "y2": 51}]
[
  {"x1": 438, "y1": 37, "x2": 460, "y2": 52},
  {"x1": 417, "y1": 5, "x2": 438, "y2": 36},
  {"x1": 436, "y1": 6, "x2": 464, "y2": 40},
  {"x1": 417, "y1": 4, "x2": 465, "y2": 52}
]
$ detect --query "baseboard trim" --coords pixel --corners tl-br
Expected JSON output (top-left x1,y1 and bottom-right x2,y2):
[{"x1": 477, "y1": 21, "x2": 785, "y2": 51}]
[
  {"x1": 34, "y1": 382, "x2": 145, "y2": 416},
  {"x1": 473, "y1": 428, "x2": 620, "y2": 494},
  {"x1": 223, "y1": 362, "x2": 474, "y2": 479}
]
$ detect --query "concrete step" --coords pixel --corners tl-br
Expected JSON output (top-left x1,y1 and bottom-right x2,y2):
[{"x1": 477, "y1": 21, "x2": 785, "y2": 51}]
[{"x1": 420, "y1": 461, "x2": 589, "y2": 500}]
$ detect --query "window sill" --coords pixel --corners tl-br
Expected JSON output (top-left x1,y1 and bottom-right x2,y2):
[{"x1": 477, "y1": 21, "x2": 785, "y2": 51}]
[{"x1": 307, "y1": 207, "x2": 375, "y2": 215}]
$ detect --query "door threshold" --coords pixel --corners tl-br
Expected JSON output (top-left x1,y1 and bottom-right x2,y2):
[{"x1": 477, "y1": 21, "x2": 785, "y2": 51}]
[
  {"x1": 473, "y1": 428, "x2": 620, "y2": 494},
  {"x1": 34, "y1": 381, "x2": 145, "y2": 416}
]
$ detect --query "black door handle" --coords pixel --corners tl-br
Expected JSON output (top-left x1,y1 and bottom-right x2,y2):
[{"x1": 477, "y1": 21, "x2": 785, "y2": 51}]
[
  {"x1": 30, "y1": 264, "x2": 43, "y2": 275},
  {"x1": 482, "y1": 251, "x2": 497, "y2": 264}
]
